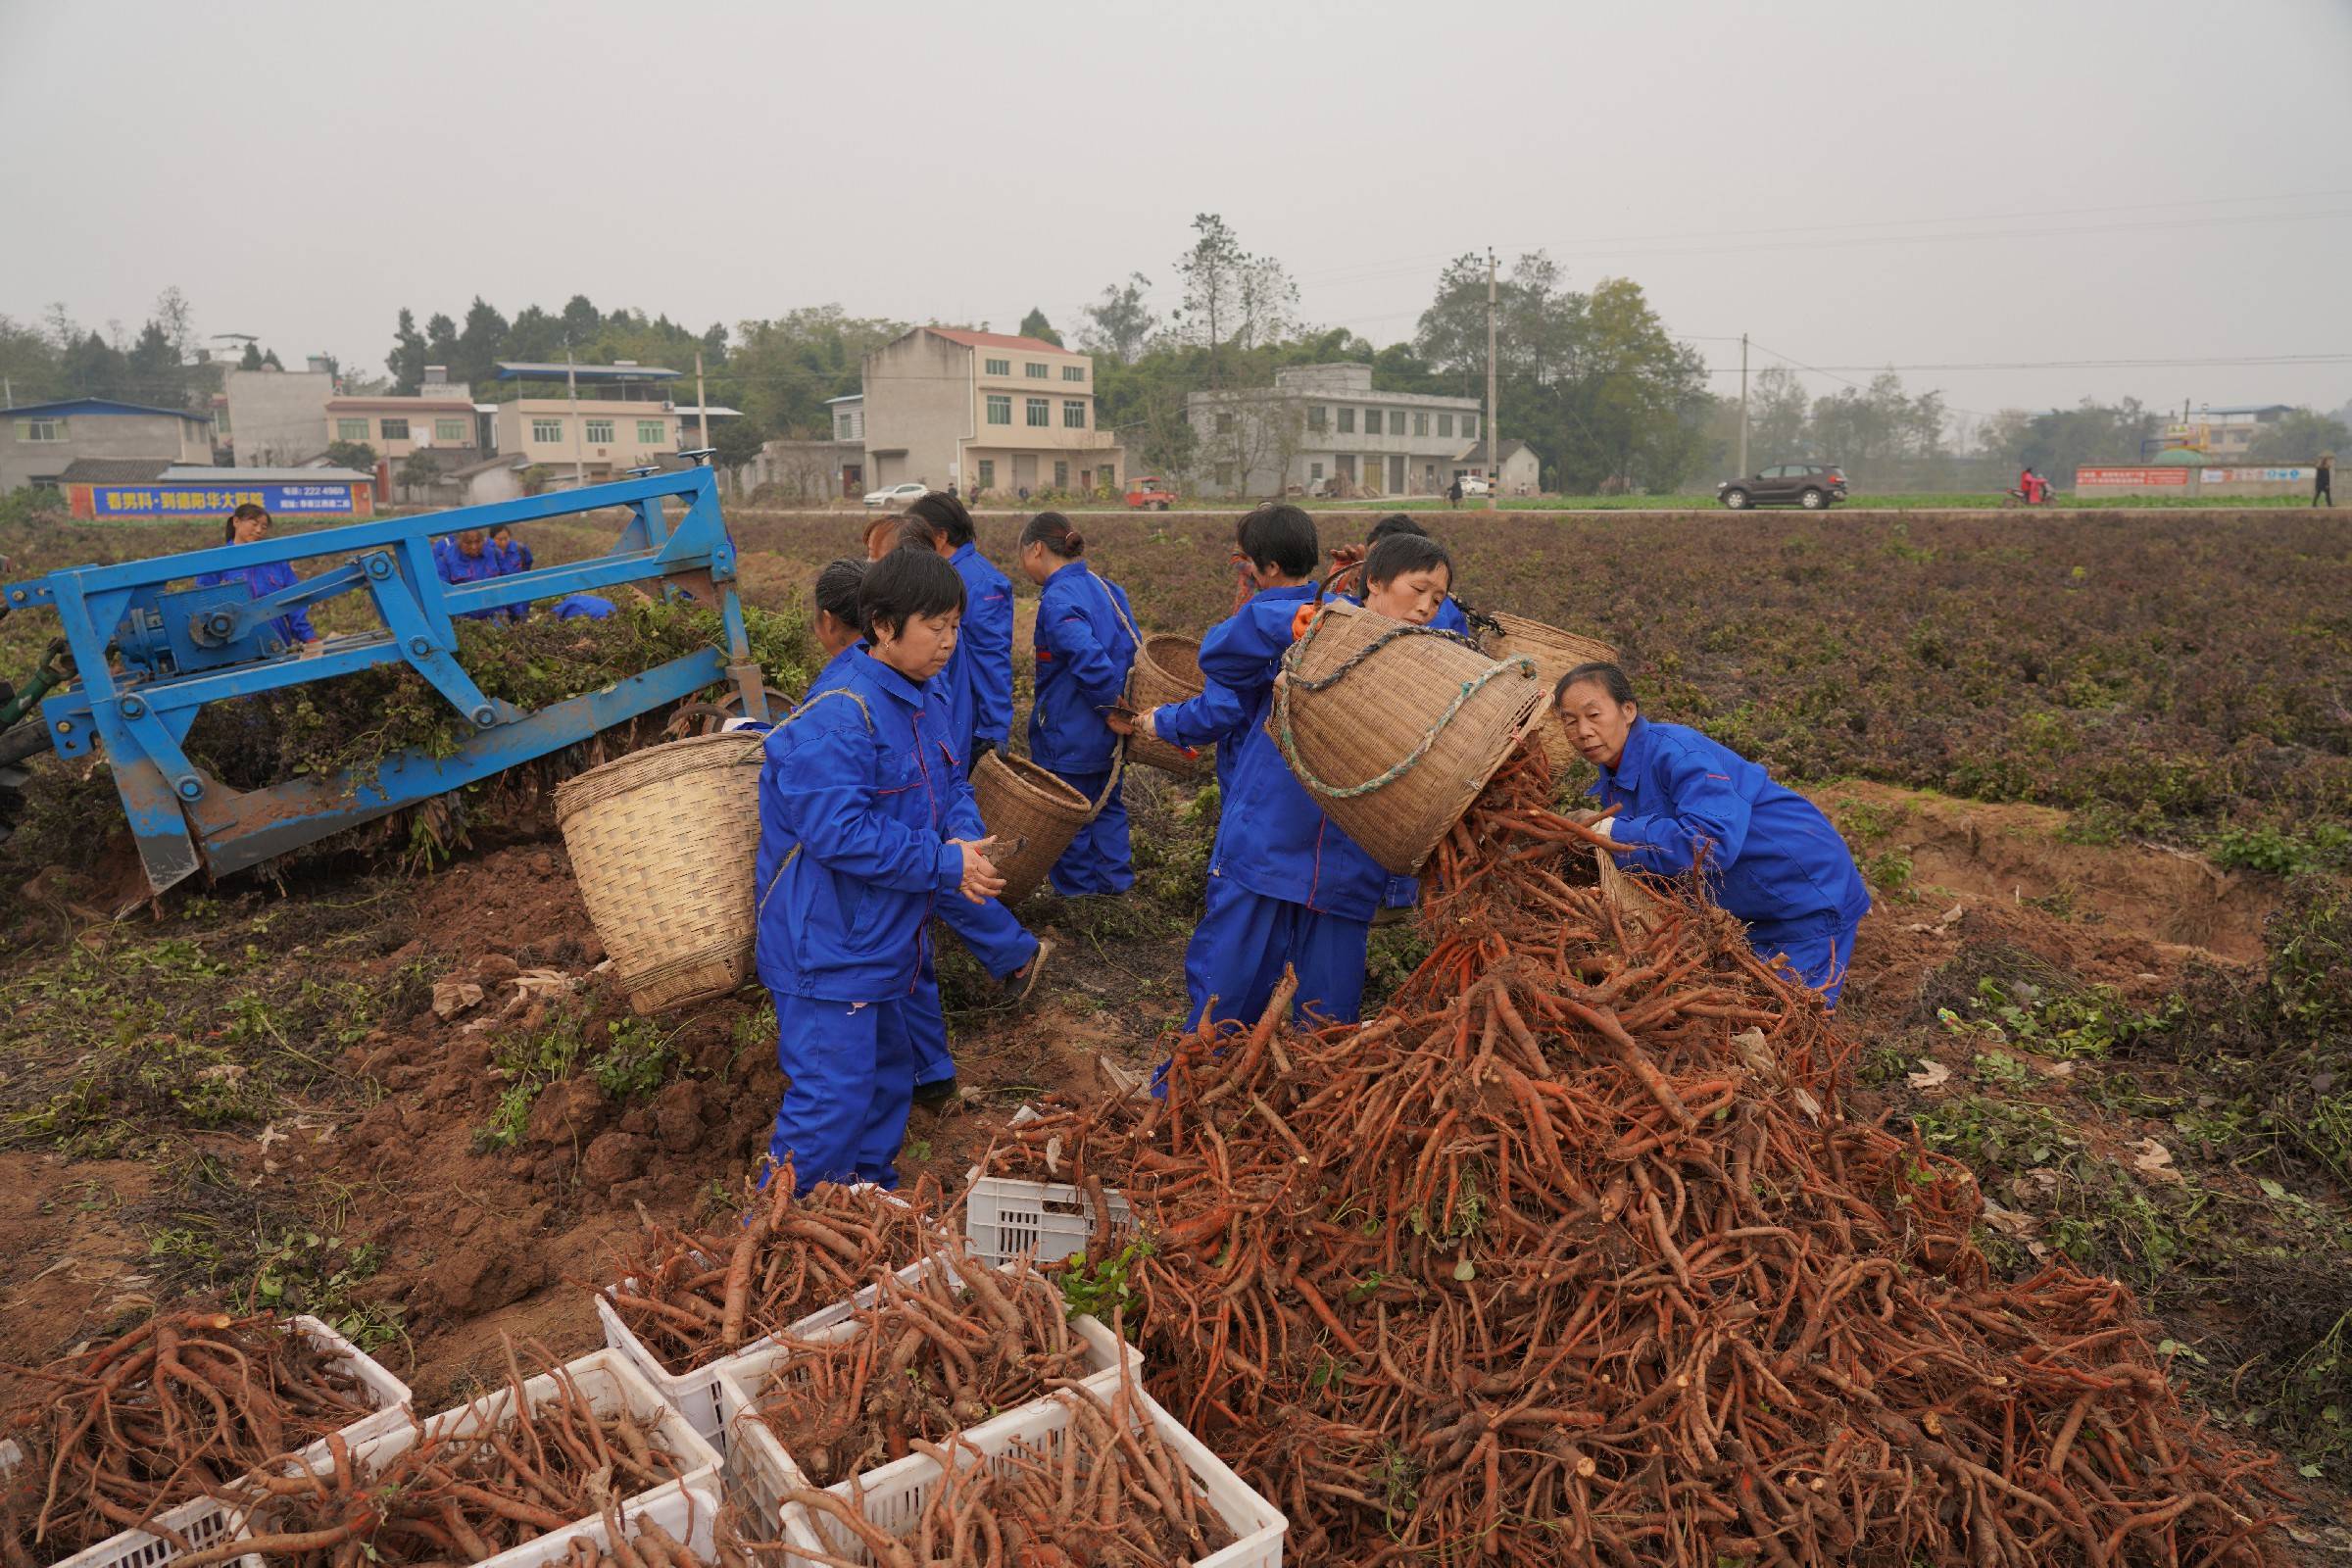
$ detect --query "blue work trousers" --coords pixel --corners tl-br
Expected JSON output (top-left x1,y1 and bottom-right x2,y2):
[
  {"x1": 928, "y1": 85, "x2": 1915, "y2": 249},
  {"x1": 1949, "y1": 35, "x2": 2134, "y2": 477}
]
[
  {"x1": 1044, "y1": 767, "x2": 1132, "y2": 897},
  {"x1": 1748, "y1": 911, "x2": 1863, "y2": 1011},
  {"x1": 935, "y1": 888, "x2": 1038, "y2": 982},
  {"x1": 767, "y1": 991, "x2": 916, "y2": 1193},
  {"x1": 906, "y1": 958, "x2": 955, "y2": 1090},
  {"x1": 1183, "y1": 873, "x2": 1372, "y2": 1033}
]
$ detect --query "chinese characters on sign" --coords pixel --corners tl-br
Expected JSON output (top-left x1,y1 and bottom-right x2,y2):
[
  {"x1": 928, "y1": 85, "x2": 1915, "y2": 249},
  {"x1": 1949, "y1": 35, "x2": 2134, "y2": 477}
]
[{"x1": 90, "y1": 482, "x2": 362, "y2": 518}]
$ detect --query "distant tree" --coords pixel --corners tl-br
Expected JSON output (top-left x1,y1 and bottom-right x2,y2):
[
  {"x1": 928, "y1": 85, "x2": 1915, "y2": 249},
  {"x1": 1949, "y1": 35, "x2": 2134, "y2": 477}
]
[
  {"x1": 1172, "y1": 214, "x2": 1298, "y2": 379},
  {"x1": 387, "y1": 308, "x2": 427, "y2": 391},
  {"x1": 126, "y1": 320, "x2": 183, "y2": 408},
  {"x1": 63, "y1": 330, "x2": 130, "y2": 397},
  {"x1": 1745, "y1": 366, "x2": 1809, "y2": 463},
  {"x1": 1979, "y1": 398, "x2": 2159, "y2": 476},
  {"x1": 1018, "y1": 308, "x2": 1063, "y2": 347},
  {"x1": 0, "y1": 314, "x2": 67, "y2": 404},
  {"x1": 560, "y1": 294, "x2": 602, "y2": 345},
  {"x1": 261, "y1": 348, "x2": 283, "y2": 370},
  {"x1": 711, "y1": 416, "x2": 767, "y2": 471},
  {"x1": 1078, "y1": 274, "x2": 1157, "y2": 365},
  {"x1": 504, "y1": 305, "x2": 563, "y2": 365},
  {"x1": 729, "y1": 306, "x2": 906, "y2": 436},
  {"x1": 2245, "y1": 408, "x2": 2351, "y2": 464},
  {"x1": 454, "y1": 297, "x2": 509, "y2": 389},
  {"x1": 422, "y1": 314, "x2": 459, "y2": 371},
  {"x1": 151, "y1": 286, "x2": 197, "y2": 367},
  {"x1": 398, "y1": 451, "x2": 445, "y2": 488},
  {"x1": 238, "y1": 341, "x2": 265, "y2": 370},
  {"x1": 324, "y1": 439, "x2": 377, "y2": 471}
]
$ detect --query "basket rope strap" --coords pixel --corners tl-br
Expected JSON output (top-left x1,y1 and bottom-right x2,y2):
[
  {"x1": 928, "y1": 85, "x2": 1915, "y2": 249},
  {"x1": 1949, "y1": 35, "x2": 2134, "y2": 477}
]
[
  {"x1": 1273, "y1": 612, "x2": 1536, "y2": 801},
  {"x1": 755, "y1": 686, "x2": 880, "y2": 918}
]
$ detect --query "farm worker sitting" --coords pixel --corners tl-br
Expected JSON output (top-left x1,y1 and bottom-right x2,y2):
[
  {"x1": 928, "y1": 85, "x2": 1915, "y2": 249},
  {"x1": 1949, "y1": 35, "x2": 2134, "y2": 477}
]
[
  {"x1": 1326, "y1": 514, "x2": 1470, "y2": 637},
  {"x1": 1555, "y1": 662, "x2": 1873, "y2": 1008},
  {"x1": 1016, "y1": 512, "x2": 1140, "y2": 897},
  {"x1": 753, "y1": 549, "x2": 1005, "y2": 1193},
  {"x1": 893, "y1": 496, "x2": 1053, "y2": 1003},
  {"x1": 553, "y1": 594, "x2": 614, "y2": 620},
  {"x1": 196, "y1": 502, "x2": 320, "y2": 654},
  {"x1": 434, "y1": 528, "x2": 519, "y2": 621},
  {"x1": 1122, "y1": 505, "x2": 1385, "y2": 1033},
  {"x1": 1336, "y1": 530, "x2": 1461, "y2": 914}
]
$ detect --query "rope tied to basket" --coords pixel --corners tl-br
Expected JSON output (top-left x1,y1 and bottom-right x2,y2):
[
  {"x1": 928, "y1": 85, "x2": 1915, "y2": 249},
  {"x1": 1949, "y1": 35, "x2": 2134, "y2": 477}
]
[{"x1": 1273, "y1": 611, "x2": 1538, "y2": 801}]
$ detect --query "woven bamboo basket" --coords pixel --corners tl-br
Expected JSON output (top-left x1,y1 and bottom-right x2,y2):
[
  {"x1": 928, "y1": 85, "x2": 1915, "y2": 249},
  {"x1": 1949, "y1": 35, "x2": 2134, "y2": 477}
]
[
  {"x1": 555, "y1": 732, "x2": 765, "y2": 1013},
  {"x1": 1485, "y1": 612, "x2": 1619, "y2": 771},
  {"x1": 1124, "y1": 634, "x2": 1211, "y2": 779},
  {"x1": 1274, "y1": 601, "x2": 1546, "y2": 876},
  {"x1": 971, "y1": 752, "x2": 1095, "y2": 906}
]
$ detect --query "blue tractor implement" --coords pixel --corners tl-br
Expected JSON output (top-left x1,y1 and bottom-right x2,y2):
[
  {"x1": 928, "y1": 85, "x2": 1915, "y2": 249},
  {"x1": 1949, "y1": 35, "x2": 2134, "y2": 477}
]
[{"x1": 0, "y1": 467, "x2": 770, "y2": 904}]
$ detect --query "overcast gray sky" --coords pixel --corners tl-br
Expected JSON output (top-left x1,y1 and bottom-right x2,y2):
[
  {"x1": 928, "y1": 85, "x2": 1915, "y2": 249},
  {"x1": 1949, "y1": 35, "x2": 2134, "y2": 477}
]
[{"x1": 4, "y1": 0, "x2": 2348, "y2": 423}]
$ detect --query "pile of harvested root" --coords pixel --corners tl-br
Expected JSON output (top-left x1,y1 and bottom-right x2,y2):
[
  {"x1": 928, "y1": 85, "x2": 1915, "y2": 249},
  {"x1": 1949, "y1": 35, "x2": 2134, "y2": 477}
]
[
  {"x1": 600, "y1": 1170, "x2": 943, "y2": 1374},
  {"x1": 784, "y1": 1375, "x2": 1237, "y2": 1568},
  {"x1": 215, "y1": 1343, "x2": 694, "y2": 1566},
  {"x1": 986, "y1": 742, "x2": 2286, "y2": 1566},
  {"x1": 0, "y1": 1308, "x2": 382, "y2": 1559},
  {"x1": 738, "y1": 1250, "x2": 1102, "y2": 1488}
]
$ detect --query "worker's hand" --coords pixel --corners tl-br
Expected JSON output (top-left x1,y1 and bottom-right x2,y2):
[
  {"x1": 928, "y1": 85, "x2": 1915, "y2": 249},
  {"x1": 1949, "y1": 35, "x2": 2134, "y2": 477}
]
[
  {"x1": 952, "y1": 837, "x2": 1006, "y2": 904},
  {"x1": 1106, "y1": 705, "x2": 1152, "y2": 739},
  {"x1": 1329, "y1": 543, "x2": 1367, "y2": 570},
  {"x1": 298, "y1": 639, "x2": 326, "y2": 660}
]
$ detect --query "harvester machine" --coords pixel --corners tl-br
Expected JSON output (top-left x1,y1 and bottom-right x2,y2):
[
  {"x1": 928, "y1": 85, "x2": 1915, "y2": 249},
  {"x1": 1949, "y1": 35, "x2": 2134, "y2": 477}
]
[{"x1": 0, "y1": 467, "x2": 769, "y2": 906}]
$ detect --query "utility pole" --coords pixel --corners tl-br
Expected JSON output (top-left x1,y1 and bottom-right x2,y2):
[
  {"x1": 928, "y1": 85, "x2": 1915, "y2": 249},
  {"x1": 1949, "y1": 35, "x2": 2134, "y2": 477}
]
[
  {"x1": 1737, "y1": 332, "x2": 1750, "y2": 478},
  {"x1": 565, "y1": 350, "x2": 584, "y2": 491},
  {"x1": 1485, "y1": 248, "x2": 1498, "y2": 511}
]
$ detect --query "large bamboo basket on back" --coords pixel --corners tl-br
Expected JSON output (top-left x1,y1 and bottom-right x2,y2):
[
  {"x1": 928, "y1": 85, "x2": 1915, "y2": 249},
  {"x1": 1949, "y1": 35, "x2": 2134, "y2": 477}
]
[
  {"x1": 1125, "y1": 634, "x2": 1211, "y2": 779},
  {"x1": 1273, "y1": 602, "x2": 1546, "y2": 876},
  {"x1": 555, "y1": 731, "x2": 765, "y2": 1013},
  {"x1": 971, "y1": 751, "x2": 1096, "y2": 906},
  {"x1": 1484, "y1": 612, "x2": 1619, "y2": 771}
]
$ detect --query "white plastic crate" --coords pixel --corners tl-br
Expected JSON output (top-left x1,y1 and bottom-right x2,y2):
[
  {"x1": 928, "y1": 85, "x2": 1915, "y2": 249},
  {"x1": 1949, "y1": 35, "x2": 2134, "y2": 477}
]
[
  {"x1": 786, "y1": 1384, "x2": 1285, "y2": 1568},
  {"x1": 0, "y1": 1315, "x2": 411, "y2": 1568},
  {"x1": 597, "y1": 1255, "x2": 938, "y2": 1458},
  {"x1": 714, "y1": 1265, "x2": 1140, "y2": 1539},
  {"x1": 233, "y1": 1484, "x2": 729, "y2": 1567},
  {"x1": 964, "y1": 1173, "x2": 1136, "y2": 1269},
  {"x1": 223, "y1": 1348, "x2": 721, "y2": 1568}
]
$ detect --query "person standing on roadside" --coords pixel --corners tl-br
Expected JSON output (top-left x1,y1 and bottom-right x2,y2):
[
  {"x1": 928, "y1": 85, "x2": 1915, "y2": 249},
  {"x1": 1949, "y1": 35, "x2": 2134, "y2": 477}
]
[
  {"x1": 1446, "y1": 475, "x2": 1463, "y2": 509},
  {"x1": 2317, "y1": 454, "x2": 2334, "y2": 508}
]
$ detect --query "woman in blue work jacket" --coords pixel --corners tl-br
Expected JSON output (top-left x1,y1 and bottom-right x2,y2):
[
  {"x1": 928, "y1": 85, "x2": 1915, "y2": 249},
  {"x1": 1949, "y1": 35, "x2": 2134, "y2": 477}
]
[
  {"x1": 1344, "y1": 530, "x2": 1461, "y2": 914},
  {"x1": 1327, "y1": 514, "x2": 1471, "y2": 637},
  {"x1": 753, "y1": 549, "x2": 1006, "y2": 1193},
  {"x1": 195, "y1": 504, "x2": 319, "y2": 653},
  {"x1": 1016, "y1": 513, "x2": 1140, "y2": 896},
  {"x1": 1124, "y1": 505, "x2": 1386, "y2": 1030},
  {"x1": 1556, "y1": 662, "x2": 1872, "y2": 1007}
]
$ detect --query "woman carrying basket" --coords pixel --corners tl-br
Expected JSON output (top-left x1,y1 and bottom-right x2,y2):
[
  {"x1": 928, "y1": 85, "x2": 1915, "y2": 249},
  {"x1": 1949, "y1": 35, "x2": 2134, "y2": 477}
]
[
  {"x1": 753, "y1": 550, "x2": 1005, "y2": 1193},
  {"x1": 1016, "y1": 513, "x2": 1140, "y2": 896}
]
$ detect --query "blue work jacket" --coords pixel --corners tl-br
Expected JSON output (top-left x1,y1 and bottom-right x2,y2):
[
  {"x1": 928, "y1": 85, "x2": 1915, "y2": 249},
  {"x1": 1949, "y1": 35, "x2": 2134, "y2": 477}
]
[
  {"x1": 555, "y1": 594, "x2": 614, "y2": 620},
  {"x1": 1431, "y1": 596, "x2": 1469, "y2": 637},
  {"x1": 755, "y1": 647, "x2": 984, "y2": 1002},
  {"x1": 1186, "y1": 587, "x2": 1387, "y2": 922},
  {"x1": 194, "y1": 561, "x2": 316, "y2": 647},
  {"x1": 1589, "y1": 718, "x2": 1871, "y2": 937},
  {"x1": 945, "y1": 543, "x2": 1015, "y2": 755},
  {"x1": 1028, "y1": 560, "x2": 1139, "y2": 774},
  {"x1": 434, "y1": 541, "x2": 514, "y2": 621},
  {"x1": 496, "y1": 538, "x2": 534, "y2": 574}
]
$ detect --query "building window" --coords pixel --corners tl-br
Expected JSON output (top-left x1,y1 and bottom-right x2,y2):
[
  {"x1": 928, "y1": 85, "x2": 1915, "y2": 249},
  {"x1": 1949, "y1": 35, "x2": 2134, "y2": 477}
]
[
  {"x1": 379, "y1": 417, "x2": 410, "y2": 440},
  {"x1": 435, "y1": 418, "x2": 466, "y2": 442},
  {"x1": 835, "y1": 415, "x2": 854, "y2": 439},
  {"x1": 1364, "y1": 410, "x2": 1382, "y2": 436},
  {"x1": 1026, "y1": 398, "x2": 1050, "y2": 427},
  {"x1": 1309, "y1": 461, "x2": 1324, "y2": 481},
  {"x1": 1215, "y1": 463, "x2": 1234, "y2": 487},
  {"x1": 1025, "y1": 363, "x2": 1049, "y2": 378},
  {"x1": 532, "y1": 417, "x2": 564, "y2": 443},
  {"x1": 584, "y1": 418, "x2": 614, "y2": 444},
  {"x1": 1062, "y1": 365, "x2": 1085, "y2": 382},
  {"x1": 977, "y1": 459, "x2": 995, "y2": 488},
  {"x1": 985, "y1": 358, "x2": 1010, "y2": 376},
  {"x1": 1463, "y1": 415, "x2": 1478, "y2": 440},
  {"x1": 1215, "y1": 413, "x2": 1234, "y2": 434},
  {"x1": 1306, "y1": 405, "x2": 1326, "y2": 432},
  {"x1": 1414, "y1": 412, "x2": 1429, "y2": 437},
  {"x1": 1438, "y1": 414, "x2": 1453, "y2": 438},
  {"x1": 1338, "y1": 408, "x2": 1355, "y2": 434},
  {"x1": 1062, "y1": 400, "x2": 1086, "y2": 428},
  {"x1": 1054, "y1": 460, "x2": 1069, "y2": 488},
  {"x1": 637, "y1": 419, "x2": 666, "y2": 443},
  {"x1": 987, "y1": 395, "x2": 1012, "y2": 425},
  {"x1": 15, "y1": 417, "x2": 66, "y2": 442},
  {"x1": 335, "y1": 418, "x2": 368, "y2": 441}
]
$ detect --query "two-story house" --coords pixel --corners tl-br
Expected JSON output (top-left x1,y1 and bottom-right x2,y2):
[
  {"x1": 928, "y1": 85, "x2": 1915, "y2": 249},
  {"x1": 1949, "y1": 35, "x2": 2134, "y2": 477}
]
[
  {"x1": 861, "y1": 328, "x2": 1121, "y2": 498},
  {"x1": 488, "y1": 361, "x2": 682, "y2": 484},
  {"x1": 1186, "y1": 363, "x2": 1490, "y2": 499}
]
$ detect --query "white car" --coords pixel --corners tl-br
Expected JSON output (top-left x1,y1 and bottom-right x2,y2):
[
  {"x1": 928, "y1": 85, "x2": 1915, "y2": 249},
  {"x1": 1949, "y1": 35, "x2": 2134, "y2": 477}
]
[
  {"x1": 1455, "y1": 474, "x2": 1492, "y2": 497},
  {"x1": 862, "y1": 482, "x2": 928, "y2": 510}
]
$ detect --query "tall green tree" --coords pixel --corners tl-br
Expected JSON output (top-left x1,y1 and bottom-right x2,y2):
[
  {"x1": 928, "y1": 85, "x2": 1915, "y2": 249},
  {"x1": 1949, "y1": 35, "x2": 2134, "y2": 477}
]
[
  {"x1": 387, "y1": 308, "x2": 427, "y2": 391},
  {"x1": 238, "y1": 341, "x2": 264, "y2": 371},
  {"x1": 728, "y1": 306, "x2": 905, "y2": 436},
  {"x1": 2246, "y1": 408, "x2": 2350, "y2": 463},
  {"x1": 1078, "y1": 274, "x2": 1156, "y2": 364},
  {"x1": 126, "y1": 320, "x2": 183, "y2": 407},
  {"x1": 65, "y1": 331, "x2": 130, "y2": 397},
  {"x1": 1172, "y1": 214, "x2": 1298, "y2": 380},
  {"x1": 560, "y1": 294, "x2": 602, "y2": 345},
  {"x1": 454, "y1": 297, "x2": 510, "y2": 389},
  {"x1": 1017, "y1": 308, "x2": 1062, "y2": 347}
]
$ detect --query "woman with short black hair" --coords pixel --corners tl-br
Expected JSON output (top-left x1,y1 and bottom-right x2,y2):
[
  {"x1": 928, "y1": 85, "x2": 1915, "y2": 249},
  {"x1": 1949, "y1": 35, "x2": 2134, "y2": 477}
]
[
  {"x1": 1554, "y1": 662, "x2": 1871, "y2": 1007},
  {"x1": 196, "y1": 503, "x2": 320, "y2": 652}
]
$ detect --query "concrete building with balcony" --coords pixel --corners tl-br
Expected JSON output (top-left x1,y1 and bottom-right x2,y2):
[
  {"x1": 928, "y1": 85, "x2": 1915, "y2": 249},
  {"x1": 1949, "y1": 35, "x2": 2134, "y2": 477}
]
[
  {"x1": 3, "y1": 398, "x2": 217, "y2": 494},
  {"x1": 860, "y1": 328, "x2": 1120, "y2": 499},
  {"x1": 487, "y1": 360, "x2": 682, "y2": 485},
  {"x1": 1185, "y1": 363, "x2": 1486, "y2": 499}
]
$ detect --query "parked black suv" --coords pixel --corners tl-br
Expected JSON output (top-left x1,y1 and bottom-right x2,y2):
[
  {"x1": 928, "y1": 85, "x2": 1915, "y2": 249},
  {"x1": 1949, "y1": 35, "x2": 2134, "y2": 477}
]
[{"x1": 1718, "y1": 463, "x2": 1848, "y2": 510}]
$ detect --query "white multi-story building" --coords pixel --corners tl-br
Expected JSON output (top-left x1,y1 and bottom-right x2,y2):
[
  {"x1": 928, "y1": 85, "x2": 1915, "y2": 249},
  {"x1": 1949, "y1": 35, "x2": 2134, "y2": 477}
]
[{"x1": 1186, "y1": 363, "x2": 1491, "y2": 499}]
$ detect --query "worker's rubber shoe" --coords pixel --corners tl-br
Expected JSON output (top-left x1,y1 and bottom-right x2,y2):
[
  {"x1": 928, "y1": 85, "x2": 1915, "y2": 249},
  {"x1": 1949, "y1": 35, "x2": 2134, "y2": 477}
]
[
  {"x1": 1007, "y1": 937, "x2": 1055, "y2": 1004},
  {"x1": 912, "y1": 1076, "x2": 958, "y2": 1110}
]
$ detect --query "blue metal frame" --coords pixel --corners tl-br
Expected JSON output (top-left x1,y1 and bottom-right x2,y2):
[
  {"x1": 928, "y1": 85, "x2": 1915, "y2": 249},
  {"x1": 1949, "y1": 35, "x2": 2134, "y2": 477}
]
[{"x1": 1, "y1": 467, "x2": 768, "y2": 899}]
